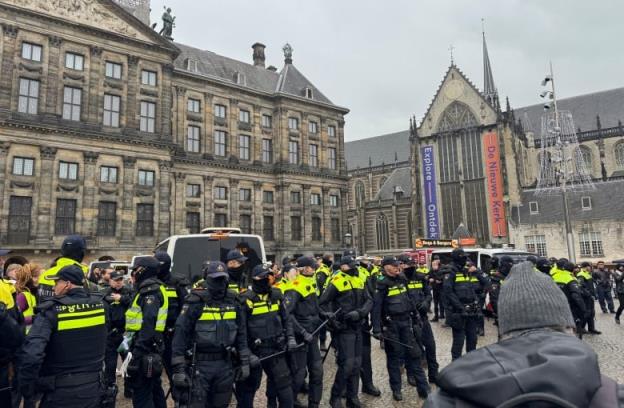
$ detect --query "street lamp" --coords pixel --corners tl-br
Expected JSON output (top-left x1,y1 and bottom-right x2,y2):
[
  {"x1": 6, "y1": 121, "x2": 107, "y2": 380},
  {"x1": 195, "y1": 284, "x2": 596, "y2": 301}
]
[{"x1": 344, "y1": 233, "x2": 352, "y2": 248}]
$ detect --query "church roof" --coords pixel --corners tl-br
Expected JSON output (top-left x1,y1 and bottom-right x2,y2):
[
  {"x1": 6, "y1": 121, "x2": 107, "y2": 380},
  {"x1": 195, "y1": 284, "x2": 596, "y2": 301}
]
[
  {"x1": 374, "y1": 167, "x2": 412, "y2": 200},
  {"x1": 173, "y1": 43, "x2": 345, "y2": 111},
  {"x1": 345, "y1": 130, "x2": 410, "y2": 170},
  {"x1": 515, "y1": 87, "x2": 624, "y2": 134}
]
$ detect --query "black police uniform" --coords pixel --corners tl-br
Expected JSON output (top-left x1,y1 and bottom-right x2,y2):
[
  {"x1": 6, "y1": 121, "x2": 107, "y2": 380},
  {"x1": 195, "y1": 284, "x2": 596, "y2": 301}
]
[
  {"x1": 284, "y1": 258, "x2": 324, "y2": 408},
  {"x1": 592, "y1": 266, "x2": 615, "y2": 313},
  {"x1": 443, "y1": 250, "x2": 490, "y2": 361},
  {"x1": 552, "y1": 262, "x2": 587, "y2": 337},
  {"x1": 171, "y1": 261, "x2": 249, "y2": 408},
  {"x1": 356, "y1": 262, "x2": 379, "y2": 397},
  {"x1": 430, "y1": 263, "x2": 445, "y2": 321},
  {"x1": 615, "y1": 268, "x2": 624, "y2": 323},
  {"x1": 0, "y1": 298, "x2": 24, "y2": 407},
  {"x1": 236, "y1": 266, "x2": 295, "y2": 408},
  {"x1": 102, "y1": 276, "x2": 133, "y2": 389},
  {"x1": 315, "y1": 256, "x2": 333, "y2": 349},
  {"x1": 577, "y1": 264, "x2": 599, "y2": 334},
  {"x1": 319, "y1": 256, "x2": 373, "y2": 408},
  {"x1": 125, "y1": 258, "x2": 168, "y2": 408},
  {"x1": 372, "y1": 261, "x2": 429, "y2": 401},
  {"x1": 18, "y1": 266, "x2": 106, "y2": 408},
  {"x1": 403, "y1": 260, "x2": 439, "y2": 383}
]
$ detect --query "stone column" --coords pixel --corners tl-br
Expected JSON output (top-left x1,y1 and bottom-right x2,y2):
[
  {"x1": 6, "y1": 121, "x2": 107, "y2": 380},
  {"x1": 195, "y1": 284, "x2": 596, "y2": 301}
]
[
  {"x1": 120, "y1": 156, "x2": 136, "y2": 245},
  {"x1": 87, "y1": 46, "x2": 103, "y2": 122},
  {"x1": 253, "y1": 181, "x2": 263, "y2": 234},
  {"x1": 157, "y1": 160, "x2": 172, "y2": 241},
  {"x1": 174, "y1": 86, "x2": 186, "y2": 146},
  {"x1": 160, "y1": 64, "x2": 174, "y2": 139},
  {"x1": 229, "y1": 178, "x2": 239, "y2": 227},
  {"x1": 322, "y1": 186, "x2": 330, "y2": 247},
  {"x1": 173, "y1": 171, "x2": 185, "y2": 234},
  {"x1": 229, "y1": 99, "x2": 239, "y2": 159},
  {"x1": 81, "y1": 151, "x2": 99, "y2": 238},
  {"x1": 274, "y1": 184, "x2": 284, "y2": 247},
  {"x1": 0, "y1": 24, "x2": 18, "y2": 110},
  {"x1": 338, "y1": 119, "x2": 346, "y2": 175},
  {"x1": 45, "y1": 36, "x2": 63, "y2": 116},
  {"x1": 126, "y1": 56, "x2": 139, "y2": 130},
  {"x1": 302, "y1": 184, "x2": 311, "y2": 245},
  {"x1": 203, "y1": 175, "x2": 213, "y2": 228},
  {"x1": 340, "y1": 187, "x2": 349, "y2": 247},
  {"x1": 35, "y1": 147, "x2": 57, "y2": 246},
  {"x1": 0, "y1": 142, "x2": 10, "y2": 243}
]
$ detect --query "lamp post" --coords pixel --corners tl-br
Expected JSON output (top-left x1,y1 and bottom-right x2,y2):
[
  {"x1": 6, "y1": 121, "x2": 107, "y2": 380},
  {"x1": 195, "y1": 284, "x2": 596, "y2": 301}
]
[{"x1": 344, "y1": 233, "x2": 352, "y2": 249}]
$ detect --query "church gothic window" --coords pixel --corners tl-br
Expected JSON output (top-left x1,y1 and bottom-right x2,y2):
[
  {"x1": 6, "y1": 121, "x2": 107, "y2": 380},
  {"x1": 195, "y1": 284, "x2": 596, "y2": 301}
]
[
  {"x1": 437, "y1": 102, "x2": 478, "y2": 132},
  {"x1": 616, "y1": 142, "x2": 624, "y2": 168},
  {"x1": 355, "y1": 181, "x2": 366, "y2": 208},
  {"x1": 575, "y1": 146, "x2": 592, "y2": 174},
  {"x1": 376, "y1": 213, "x2": 390, "y2": 250}
]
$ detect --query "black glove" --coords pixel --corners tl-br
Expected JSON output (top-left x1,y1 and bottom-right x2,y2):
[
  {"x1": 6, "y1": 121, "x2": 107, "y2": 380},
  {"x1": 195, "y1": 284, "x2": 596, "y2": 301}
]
[
  {"x1": 236, "y1": 363, "x2": 250, "y2": 381},
  {"x1": 417, "y1": 302, "x2": 429, "y2": 314},
  {"x1": 320, "y1": 310, "x2": 337, "y2": 320},
  {"x1": 287, "y1": 337, "x2": 299, "y2": 351},
  {"x1": 371, "y1": 331, "x2": 382, "y2": 340},
  {"x1": 302, "y1": 330, "x2": 315, "y2": 343},
  {"x1": 249, "y1": 354, "x2": 261, "y2": 369},
  {"x1": 345, "y1": 310, "x2": 360, "y2": 322}
]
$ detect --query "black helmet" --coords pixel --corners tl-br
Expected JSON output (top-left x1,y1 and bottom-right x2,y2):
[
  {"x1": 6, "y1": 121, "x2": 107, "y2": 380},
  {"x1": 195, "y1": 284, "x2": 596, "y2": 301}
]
[
  {"x1": 536, "y1": 257, "x2": 552, "y2": 274},
  {"x1": 155, "y1": 251, "x2": 172, "y2": 279},
  {"x1": 61, "y1": 235, "x2": 87, "y2": 262},
  {"x1": 451, "y1": 248, "x2": 467, "y2": 267},
  {"x1": 499, "y1": 256, "x2": 514, "y2": 276},
  {"x1": 556, "y1": 258, "x2": 569, "y2": 270}
]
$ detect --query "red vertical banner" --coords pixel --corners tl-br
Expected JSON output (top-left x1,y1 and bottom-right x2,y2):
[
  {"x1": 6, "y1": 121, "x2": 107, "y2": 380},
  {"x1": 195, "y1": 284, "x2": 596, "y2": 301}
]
[{"x1": 483, "y1": 131, "x2": 507, "y2": 238}]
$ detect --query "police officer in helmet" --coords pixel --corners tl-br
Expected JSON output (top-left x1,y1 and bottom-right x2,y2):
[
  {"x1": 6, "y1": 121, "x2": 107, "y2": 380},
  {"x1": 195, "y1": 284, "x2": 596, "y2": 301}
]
[
  {"x1": 38, "y1": 235, "x2": 89, "y2": 301},
  {"x1": 225, "y1": 249, "x2": 249, "y2": 293},
  {"x1": 125, "y1": 256, "x2": 168, "y2": 408},
  {"x1": 18, "y1": 265, "x2": 107, "y2": 408},
  {"x1": 171, "y1": 261, "x2": 250, "y2": 407}
]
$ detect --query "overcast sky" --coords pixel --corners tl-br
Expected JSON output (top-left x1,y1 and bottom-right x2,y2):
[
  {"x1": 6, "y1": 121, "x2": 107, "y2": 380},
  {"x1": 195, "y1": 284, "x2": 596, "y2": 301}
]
[{"x1": 149, "y1": 0, "x2": 623, "y2": 142}]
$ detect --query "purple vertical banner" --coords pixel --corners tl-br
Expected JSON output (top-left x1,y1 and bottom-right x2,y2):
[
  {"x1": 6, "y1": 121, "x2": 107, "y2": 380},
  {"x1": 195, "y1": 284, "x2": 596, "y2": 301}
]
[{"x1": 421, "y1": 145, "x2": 440, "y2": 239}]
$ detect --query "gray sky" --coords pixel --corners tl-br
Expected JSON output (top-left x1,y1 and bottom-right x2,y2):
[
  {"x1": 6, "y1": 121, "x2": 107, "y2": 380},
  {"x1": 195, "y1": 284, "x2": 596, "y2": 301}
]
[{"x1": 149, "y1": 0, "x2": 623, "y2": 142}]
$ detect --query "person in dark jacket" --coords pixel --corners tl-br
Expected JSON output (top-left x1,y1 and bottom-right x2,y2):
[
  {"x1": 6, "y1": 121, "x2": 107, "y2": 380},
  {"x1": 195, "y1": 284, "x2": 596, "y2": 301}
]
[
  {"x1": 429, "y1": 257, "x2": 445, "y2": 322},
  {"x1": 551, "y1": 259, "x2": 586, "y2": 337},
  {"x1": 614, "y1": 265, "x2": 624, "y2": 324},
  {"x1": 592, "y1": 261, "x2": 615, "y2": 313},
  {"x1": 577, "y1": 261, "x2": 601, "y2": 334},
  {"x1": 425, "y1": 262, "x2": 624, "y2": 408}
]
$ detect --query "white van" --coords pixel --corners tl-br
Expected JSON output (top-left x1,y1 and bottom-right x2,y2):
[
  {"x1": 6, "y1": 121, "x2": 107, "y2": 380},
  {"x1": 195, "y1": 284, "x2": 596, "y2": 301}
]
[
  {"x1": 155, "y1": 229, "x2": 267, "y2": 284},
  {"x1": 430, "y1": 247, "x2": 536, "y2": 274}
]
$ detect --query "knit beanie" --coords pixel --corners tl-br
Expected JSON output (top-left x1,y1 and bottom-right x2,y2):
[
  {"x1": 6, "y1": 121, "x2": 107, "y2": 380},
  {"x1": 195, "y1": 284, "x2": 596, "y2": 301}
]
[{"x1": 498, "y1": 261, "x2": 575, "y2": 336}]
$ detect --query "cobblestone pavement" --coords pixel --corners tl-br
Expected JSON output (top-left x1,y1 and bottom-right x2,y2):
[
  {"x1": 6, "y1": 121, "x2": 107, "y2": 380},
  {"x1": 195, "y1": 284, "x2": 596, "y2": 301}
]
[{"x1": 117, "y1": 304, "x2": 624, "y2": 407}]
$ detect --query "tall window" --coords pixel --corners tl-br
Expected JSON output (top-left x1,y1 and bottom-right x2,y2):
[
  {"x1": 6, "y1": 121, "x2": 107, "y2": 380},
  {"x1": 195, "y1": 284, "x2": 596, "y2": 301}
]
[
  {"x1": 100, "y1": 166, "x2": 118, "y2": 183},
  {"x1": 331, "y1": 218, "x2": 340, "y2": 242},
  {"x1": 214, "y1": 213, "x2": 227, "y2": 228},
  {"x1": 239, "y1": 188, "x2": 252, "y2": 202},
  {"x1": 263, "y1": 216, "x2": 274, "y2": 241},
  {"x1": 136, "y1": 204, "x2": 154, "y2": 236},
  {"x1": 312, "y1": 217, "x2": 322, "y2": 241},
  {"x1": 288, "y1": 141, "x2": 299, "y2": 164},
  {"x1": 262, "y1": 114, "x2": 272, "y2": 128},
  {"x1": 21, "y1": 42, "x2": 42, "y2": 62},
  {"x1": 103, "y1": 94, "x2": 121, "y2": 127},
  {"x1": 214, "y1": 186, "x2": 227, "y2": 200},
  {"x1": 579, "y1": 231, "x2": 603, "y2": 257},
  {"x1": 262, "y1": 139, "x2": 273, "y2": 163},
  {"x1": 308, "y1": 121, "x2": 318, "y2": 134},
  {"x1": 329, "y1": 194, "x2": 339, "y2": 207},
  {"x1": 187, "y1": 126, "x2": 200, "y2": 153},
  {"x1": 55, "y1": 199, "x2": 76, "y2": 235},
  {"x1": 214, "y1": 131, "x2": 227, "y2": 156},
  {"x1": 290, "y1": 191, "x2": 301, "y2": 204},
  {"x1": 525, "y1": 235, "x2": 547, "y2": 257},
  {"x1": 140, "y1": 101, "x2": 156, "y2": 133},
  {"x1": 576, "y1": 146, "x2": 592, "y2": 173},
  {"x1": 186, "y1": 212, "x2": 200, "y2": 234},
  {"x1": 18, "y1": 78, "x2": 39, "y2": 114},
  {"x1": 328, "y1": 147, "x2": 337, "y2": 170},
  {"x1": 239, "y1": 135, "x2": 250, "y2": 160},
  {"x1": 186, "y1": 184, "x2": 201, "y2": 198},
  {"x1": 97, "y1": 201, "x2": 117, "y2": 236},
  {"x1": 376, "y1": 213, "x2": 390, "y2": 250},
  {"x1": 214, "y1": 104, "x2": 227, "y2": 119},
  {"x1": 188, "y1": 98, "x2": 201, "y2": 113},
  {"x1": 62, "y1": 87, "x2": 81, "y2": 121},
  {"x1": 105, "y1": 61, "x2": 122, "y2": 79},
  {"x1": 310, "y1": 193, "x2": 321, "y2": 205},
  {"x1": 263, "y1": 191, "x2": 274, "y2": 204},
  {"x1": 65, "y1": 52, "x2": 84, "y2": 71},
  {"x1": 59, "y1": 161, "x2": 78, "y2": 180},
  {"x1": 355, "y1": 181, "x2": 366, "y2": 207},
  {"x1": 239, "y1": 110, "x2": 250, "y2": 123},
  {"x1": 141, "y1": 70, "x2": 157, "y2": 86},
  {"x1": 309, "y1": 144, "x2": 318, "y2": 167},
  {"x1": 291, "y1": 216, "x2": 302, "y2": 241},
  {"x1": 288, "y1": 117, "x2": 299, "y2": 130},
  {"x1": 328, "y1": 125, "x2": 336, "y2": 138},
  {"x1": 138, "y1": 170, "x2": 155, "y2": 186},
  {"x1": 8, "y1": 196, "x2": 32, "y2": 244},
  {"x1": 12, "y1": 157, "x2": 34, "y2": 176},
  {"x1": 240, "y1": 215, "x2": 252, "y2": 234},
  {"x1": 615, "y1": 142, "x2": 624, "y2": 168}
]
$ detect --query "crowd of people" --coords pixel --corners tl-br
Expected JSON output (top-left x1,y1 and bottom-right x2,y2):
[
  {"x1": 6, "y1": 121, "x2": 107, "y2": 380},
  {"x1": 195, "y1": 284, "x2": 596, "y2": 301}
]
[{"x1": 0, "y1": 235, "x2": 623, "y2": 408}]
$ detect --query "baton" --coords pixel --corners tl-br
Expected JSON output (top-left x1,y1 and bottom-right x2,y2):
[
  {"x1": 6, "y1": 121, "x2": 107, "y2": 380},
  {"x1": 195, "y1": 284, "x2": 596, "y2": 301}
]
[
  {"x1": 321, "y1": 337, "x2": 335, "y2": 364},
  {"x1": 380, "y1": 335, "x2": 414, "y2": 349},
  {"x1": 310, "y1": 307, "x2": 343, "y2": 337}
]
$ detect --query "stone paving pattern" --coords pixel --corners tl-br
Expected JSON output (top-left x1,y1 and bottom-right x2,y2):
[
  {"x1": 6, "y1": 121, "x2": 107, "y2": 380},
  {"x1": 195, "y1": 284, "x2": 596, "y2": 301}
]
[{"x1": 117, "y1": 304, "x2": 624, "y2": 407}]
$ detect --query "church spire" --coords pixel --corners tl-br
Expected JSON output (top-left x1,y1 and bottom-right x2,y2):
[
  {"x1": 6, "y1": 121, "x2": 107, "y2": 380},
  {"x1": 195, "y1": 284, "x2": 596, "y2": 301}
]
[{"x1": 482, "y1": 19, "x2": 498, "y2": 108}]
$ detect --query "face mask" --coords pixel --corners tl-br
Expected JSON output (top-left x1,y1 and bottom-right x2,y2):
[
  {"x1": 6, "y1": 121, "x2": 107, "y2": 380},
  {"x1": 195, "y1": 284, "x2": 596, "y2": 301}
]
[
  {"x1": 324, "y1": 260, "x2": 333, "y2": 268},
  {"x1": 453, "y1": 255, "x2": 467, "y2": 267},
  {"x1": 345, "y1": 267, "x2": 358, "y2": 277},
  {"x1": 228, "y1": 265, "x2": 245, "y2": 281},
  {"x1": 206, "y1": 277, "x2": 228, "y2": 299},
  {"x1": 404, "y1": 266, "x2": 416, "y2": 279},
  {"x1": 252, "y1": 278, "x2": 270, "y2": 294}
]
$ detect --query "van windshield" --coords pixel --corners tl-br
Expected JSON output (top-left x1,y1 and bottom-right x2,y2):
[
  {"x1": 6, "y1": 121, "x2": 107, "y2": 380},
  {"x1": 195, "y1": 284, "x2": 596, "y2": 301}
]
[
  {"x1": 495, "y1": 252, "x2": 536, "y2": 263},
  {"x1": 434, "y1": 251, "x2": 478, "y2": 266},
  {"x1": 171, "y1": 236, "x2": 264, "y2": 283}
]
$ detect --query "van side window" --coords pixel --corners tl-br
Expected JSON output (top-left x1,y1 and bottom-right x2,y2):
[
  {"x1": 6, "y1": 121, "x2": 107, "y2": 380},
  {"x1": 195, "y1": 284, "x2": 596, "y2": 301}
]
[
  {"x1": 155, "y1": 240, "x2": 169, "y2": 253},
  {"x1": 480, "y1": 254, "x2": 492, "y2": 274}
]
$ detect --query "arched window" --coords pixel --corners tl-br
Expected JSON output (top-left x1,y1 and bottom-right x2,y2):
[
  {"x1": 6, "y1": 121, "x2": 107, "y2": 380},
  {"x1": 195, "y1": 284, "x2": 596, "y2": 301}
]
[
  {"x1": 615, "y1": 142, "x2": 624, "y2": 168},
  {"x1": 355, "y1": 181, "x2": 366, "y2": 207},
  {"x1": 437, "y1": 102, "x2": 478, "y2": 132},
  {"x1": 575, "y1": 146, "x2": 592, "y2": 173},
  {"x1": 378, "y1": 176, "x2": 387, "y2": 190},
  {"x1": 376, "y1": 213, "x2": 390, "y2": 250}
]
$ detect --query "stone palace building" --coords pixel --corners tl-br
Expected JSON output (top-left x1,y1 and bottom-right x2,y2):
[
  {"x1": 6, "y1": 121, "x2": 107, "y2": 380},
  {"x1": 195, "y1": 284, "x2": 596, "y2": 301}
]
[{"x1": 0, "y1": 0, "x2": 349, "y2": 262}]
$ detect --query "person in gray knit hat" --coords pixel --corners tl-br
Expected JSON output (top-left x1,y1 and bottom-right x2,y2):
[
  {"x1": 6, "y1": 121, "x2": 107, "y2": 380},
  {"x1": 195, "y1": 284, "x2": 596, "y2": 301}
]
[{"x1": 425, "y1": 262, "x2": 624, "y2": 408}]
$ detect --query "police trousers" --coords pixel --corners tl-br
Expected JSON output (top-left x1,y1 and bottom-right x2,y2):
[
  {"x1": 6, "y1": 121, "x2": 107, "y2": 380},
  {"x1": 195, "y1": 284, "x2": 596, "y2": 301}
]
[
  {"x1": 331, "y1": 329, "x2": 362, "y2": 400},
  {"x1": 104, "y1": 329, "x2": 124, "y2": 386},
  {"x1": 597, "y1": 286, "x2": 615, "y2": 312},
  {"x1": 432, "y1": 287, "x2": 445, "y2": 319},
  {"x1": 448, "y1": 313, "x2": 479, "y2": 361},
  {"x1": 360, "y1": 329, "x2": 374, "y2": 387},
  {"x1": 130, "y1": 373, "x2": 166, "y2": 408},
  {"x1": 193, "y1": 359, "x2": 234, "y2": 408},
  {"x1": 292, "y1": 335, "x2": 323, "y2": 405},
  {"x1": 235, "y1": 351, "x2": 293, "y2": 408},
  {"x1": 383, "y1": 320, "x2": 428, "y2": 394},
  {"x1": 39, "y1": 379, "x2": 101, "y2": 408},
  {"x1": 419, "y1": 317, "x2": 439, "y2": 379},
  {"x1": 582, "y1": 296, "x2": 597, "y2": 331}
]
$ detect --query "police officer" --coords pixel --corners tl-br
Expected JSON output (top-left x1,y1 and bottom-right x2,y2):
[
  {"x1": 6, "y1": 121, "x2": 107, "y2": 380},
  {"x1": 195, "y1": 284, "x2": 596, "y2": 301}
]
[
  {"x1": 488, "y1": 256, "x2": 513, "y2": 326},
  {"x1": 593, "y1": 261, "x2": 615, "y2": 313},
  {"x1": 101, "y1": 271, "x2": 133, "y2": 402},
  {"x1": 372, "y1": 256, "x2": 429, "y2": 402},
  {"x1": 18, "y1": 265, "x2": 106, "y2": 408},
  {"x1": 429, "y1": 257, "x2": 445, "y2": 322},
  {"x1": 443, "y1": 248, "x2": 490, "y2": 360},
  {"x1": 536, "y1": 257, "x2": 552, "y2": 275},
  {"x1": 226, "y1": 249, "x2": 249, "y2": 293},
  {"x1": 315, "y1": 253, "x2": 333, "y2": 351},
  {"x1": 551, "y1": 259, "x2": 586, "y2": 338},
  {"x1": 320, "y1": 255, "x2": 373, "y2": 408},
  {"x1": 38, "y1": 235, "x2": 89, "y2": 301},
  {"x1": 236, "y1": 264, "x2": 296, "y2": 408},
  {"x1": 125, "y1": 256, "x2": 168, "y2": 408},
  {"x1": 171, "y1": 261, "x2": 250, "y2": 407},
  {"x1": 615, "y1": 265, "x2": 624, "y2": 324},
  {"x1": 577, "y1": 262, "x2": 601, "y2": 334},
  {"x1": 399, "y1": 254, "x2": 439, "y2": 385},
  {"x1": 355, "y1": 255, "x2": 380, "y2": 398}
]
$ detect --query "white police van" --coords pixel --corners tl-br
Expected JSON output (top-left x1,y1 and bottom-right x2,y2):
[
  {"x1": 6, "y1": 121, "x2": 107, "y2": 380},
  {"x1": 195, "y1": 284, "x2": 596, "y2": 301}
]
[
  {"x1": 430, "y1": 247, "x2": 536, "y2": 274},
  {"x1": 155, "y1": 227, "x2": 267, "y2": 284}
]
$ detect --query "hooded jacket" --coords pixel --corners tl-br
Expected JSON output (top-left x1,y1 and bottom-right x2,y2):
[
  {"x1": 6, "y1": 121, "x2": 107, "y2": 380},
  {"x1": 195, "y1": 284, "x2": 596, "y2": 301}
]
[{"x1": 425, "y1": 329, "x2": 623, "y2": 408}]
